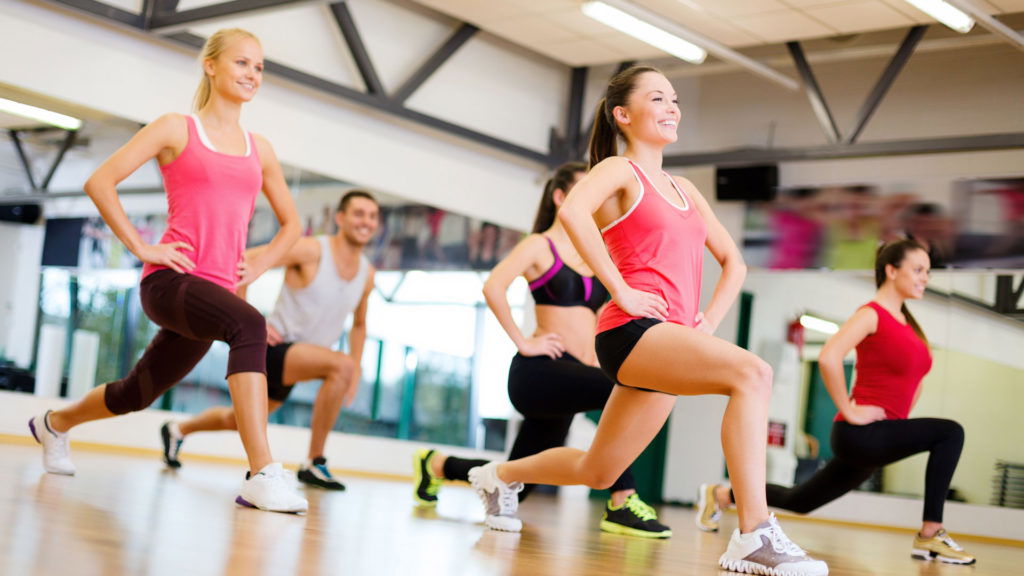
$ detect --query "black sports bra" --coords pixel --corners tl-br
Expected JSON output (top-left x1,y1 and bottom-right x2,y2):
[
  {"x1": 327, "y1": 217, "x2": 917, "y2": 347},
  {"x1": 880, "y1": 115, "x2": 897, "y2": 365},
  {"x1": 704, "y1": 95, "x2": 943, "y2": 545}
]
[{"x1": 528, "y1": 236, "x2": 608, "y2": 312}]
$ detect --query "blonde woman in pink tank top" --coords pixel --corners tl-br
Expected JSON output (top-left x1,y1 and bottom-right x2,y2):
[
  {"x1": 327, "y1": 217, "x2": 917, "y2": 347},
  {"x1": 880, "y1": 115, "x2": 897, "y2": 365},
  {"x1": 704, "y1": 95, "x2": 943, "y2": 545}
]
[
  {"x1": 466, "y1": 67, "x2": 827, "y2": 576},
  {"x1": 28, "y1": 29, "x2": 307, "y2": 514}
]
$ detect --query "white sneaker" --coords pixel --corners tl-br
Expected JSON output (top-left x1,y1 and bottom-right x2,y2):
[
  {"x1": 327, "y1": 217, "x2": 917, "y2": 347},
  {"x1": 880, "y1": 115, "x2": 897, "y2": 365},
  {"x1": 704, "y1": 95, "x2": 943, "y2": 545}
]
[
  {"x1": 28, "y1": 410, "x2": 76, "y2": 476},
  {"x1": 236, "y1": 463, "x2": 308, "y2": 514},
  {"x1": 719, "y1": 514, "x2": 829, "y2": 576},
  {"x1": 468, "y1": 462, "x2": 524, "y2": 532}
]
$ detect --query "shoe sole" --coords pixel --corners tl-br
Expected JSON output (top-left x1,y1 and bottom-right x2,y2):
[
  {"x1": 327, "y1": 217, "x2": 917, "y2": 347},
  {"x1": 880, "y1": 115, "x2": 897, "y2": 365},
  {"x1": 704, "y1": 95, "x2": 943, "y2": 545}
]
[
  {"x1": 235, "y1": 495, "x2": 308, "y2": 514},
  {"x1": 720, "y1": 556, "x2": 828, "y2": 576},
  {"x1": 412, "y1": 451, "x2": 438, "y2": 507},
  {"x1": 484, "y1": 515, "x2": 522, "y2": 532},
  {"x1": 695, "y1": 483, "x2": 720, "y2": 532},
  {"x1": 599, "y1": 519, "x2": 672, "y2": 539},
  {"x1": 911, "y1": 549, "x2": 976, "y2": 565},
  {"x1": 297, "y1": 477, "x2": 346, "y2": 491}
]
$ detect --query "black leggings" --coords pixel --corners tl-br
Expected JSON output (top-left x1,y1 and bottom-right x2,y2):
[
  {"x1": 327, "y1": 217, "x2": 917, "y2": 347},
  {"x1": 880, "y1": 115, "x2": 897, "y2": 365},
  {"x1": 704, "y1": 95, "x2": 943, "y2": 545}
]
[
  {"x1": 443, "y1": 352, "x2": 636, "y2": 500},
  {"x1": 762, "y1": 418, "x2": 964, "y2": 523},
  {"x1": 104, "y1": 270, "x2": 267, "y2": 415}
]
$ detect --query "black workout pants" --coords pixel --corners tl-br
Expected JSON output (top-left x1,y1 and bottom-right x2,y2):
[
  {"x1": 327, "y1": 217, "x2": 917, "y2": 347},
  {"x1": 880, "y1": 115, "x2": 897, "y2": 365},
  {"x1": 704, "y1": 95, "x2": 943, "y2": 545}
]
[
  {"x1": 764, "y1": 418, "x2": 964, "y2": 523},
  {"x1": 444, "y1": 353, "x2": 636, "y2": 499}
]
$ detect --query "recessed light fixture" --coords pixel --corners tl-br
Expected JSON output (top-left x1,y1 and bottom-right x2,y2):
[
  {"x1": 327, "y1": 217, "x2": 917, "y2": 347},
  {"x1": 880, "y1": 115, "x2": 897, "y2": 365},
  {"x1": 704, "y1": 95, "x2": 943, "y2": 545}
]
[{"x1": 0, "y1": 97, "x2": 82, "y2": 131}]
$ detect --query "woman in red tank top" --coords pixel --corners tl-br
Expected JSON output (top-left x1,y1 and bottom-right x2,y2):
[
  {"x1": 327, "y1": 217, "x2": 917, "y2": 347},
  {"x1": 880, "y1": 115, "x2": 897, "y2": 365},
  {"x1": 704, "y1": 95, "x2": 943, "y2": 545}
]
[
  {"x1": 699, "y1": 239, "x2": 975, "y2": 565},
  {"x1": 29, "y1": 29, "x2": 307, "y2": 513},
  {"x1": 465, "y1": 66, "x2": 826, "y2": 576}
]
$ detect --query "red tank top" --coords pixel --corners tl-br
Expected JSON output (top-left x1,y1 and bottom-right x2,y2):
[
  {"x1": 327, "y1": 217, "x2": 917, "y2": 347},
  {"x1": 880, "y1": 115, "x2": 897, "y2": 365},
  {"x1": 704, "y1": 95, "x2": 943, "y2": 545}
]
[
  {"x1": 142, "y1": 115, "x2": 262, "y2": 291},
  {"x1": 836, "y1": 301, "x2": 933, "y2": 422},
  {"x1": 597, "y1": 160, "x2": 707, "y2": 332}
]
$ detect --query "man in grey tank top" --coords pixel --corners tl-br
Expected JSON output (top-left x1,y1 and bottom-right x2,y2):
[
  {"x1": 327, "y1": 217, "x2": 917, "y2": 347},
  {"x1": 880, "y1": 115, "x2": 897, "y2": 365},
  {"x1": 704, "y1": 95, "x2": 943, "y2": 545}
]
[{"x1": 160, "y1": 191, "x2": 379, "y2": 491}]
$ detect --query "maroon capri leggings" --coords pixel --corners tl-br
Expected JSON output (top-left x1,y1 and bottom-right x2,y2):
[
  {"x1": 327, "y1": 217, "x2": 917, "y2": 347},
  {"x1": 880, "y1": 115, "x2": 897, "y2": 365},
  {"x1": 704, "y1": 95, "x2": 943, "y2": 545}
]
[{"x1": 103, "y1": 269, "x2": 267, "y2": 415}]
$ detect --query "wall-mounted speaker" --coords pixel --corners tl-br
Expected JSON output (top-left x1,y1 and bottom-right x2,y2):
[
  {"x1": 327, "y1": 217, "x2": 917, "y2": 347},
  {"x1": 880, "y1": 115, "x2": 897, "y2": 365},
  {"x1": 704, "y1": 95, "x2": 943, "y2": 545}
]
[
  {"x1": 715, "y1": 165, "x2": 778, "y2": 202},
  {"x1": 0, "y1": 203, "x2": 42, "y2": 224}
]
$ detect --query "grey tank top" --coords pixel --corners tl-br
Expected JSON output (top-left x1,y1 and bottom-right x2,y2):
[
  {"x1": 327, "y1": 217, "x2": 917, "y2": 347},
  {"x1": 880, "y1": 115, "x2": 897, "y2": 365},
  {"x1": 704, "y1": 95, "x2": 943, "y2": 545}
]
[{"x1": 267, "y1": 236, "x2": 370, "y2": 348}]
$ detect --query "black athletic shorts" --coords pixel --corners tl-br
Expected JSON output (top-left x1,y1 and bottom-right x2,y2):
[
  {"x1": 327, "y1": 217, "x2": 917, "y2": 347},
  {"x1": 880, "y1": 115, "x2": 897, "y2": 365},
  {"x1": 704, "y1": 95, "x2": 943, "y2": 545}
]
[
  {"x1": 595, "y1": 318, "x2": 664, "y2": 392},
  {"x1": 266, "y1": 342, "x2": 295, "y2": 402}
]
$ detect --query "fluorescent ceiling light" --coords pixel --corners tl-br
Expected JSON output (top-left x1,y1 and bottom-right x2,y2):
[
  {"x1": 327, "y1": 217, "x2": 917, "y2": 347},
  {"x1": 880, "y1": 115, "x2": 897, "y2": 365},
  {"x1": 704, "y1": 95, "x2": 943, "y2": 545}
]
[
  {"x1": 800, "y1": 314, "x2": 839, "y2": 335},
  {"x1": 582, "y1": 1, "x2": 707, "y2": 64},
  {"x1": 903, "y1": 0, "x2": 975, "y2": 33},
  {"x1": 0, "y1": 97, "x2": 82, "y2": 131}
]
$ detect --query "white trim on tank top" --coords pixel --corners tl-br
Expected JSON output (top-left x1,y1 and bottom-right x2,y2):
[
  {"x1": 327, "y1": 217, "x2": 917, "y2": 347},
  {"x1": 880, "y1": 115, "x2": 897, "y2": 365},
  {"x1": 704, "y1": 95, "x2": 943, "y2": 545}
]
[
  {"x1": 190, "y1": 113, "x2": 252, "y2": 157},
  {"x1": 600, "y1": 161, "x2": 646, "y2": 233}
]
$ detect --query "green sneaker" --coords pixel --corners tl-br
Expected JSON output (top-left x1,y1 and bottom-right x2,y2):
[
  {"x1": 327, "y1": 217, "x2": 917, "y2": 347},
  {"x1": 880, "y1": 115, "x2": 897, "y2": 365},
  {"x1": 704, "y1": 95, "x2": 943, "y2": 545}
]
[
  {"x1": 600, "y1": 493, "x2": 672, "y2": 539},
  {"x1": 413, "y1": 449, "x2": 444, "y2": 506}
]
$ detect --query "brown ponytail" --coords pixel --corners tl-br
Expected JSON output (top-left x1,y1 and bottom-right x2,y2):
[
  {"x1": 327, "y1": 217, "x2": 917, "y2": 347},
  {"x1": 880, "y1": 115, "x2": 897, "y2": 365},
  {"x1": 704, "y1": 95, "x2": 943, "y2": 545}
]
[
  {"x1": 586, "y1": 65, "x2": 661, "y2": 169},
  {"x1": 532, "y1": 161, "x2": 587, "y2": 233}
]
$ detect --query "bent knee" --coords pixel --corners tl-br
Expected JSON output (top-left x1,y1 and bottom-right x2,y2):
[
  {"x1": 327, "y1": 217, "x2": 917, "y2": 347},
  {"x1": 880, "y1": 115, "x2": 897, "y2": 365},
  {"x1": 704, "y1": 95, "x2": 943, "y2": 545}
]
[
  {"x1": 579, "y1": 467, "x2": 621, "y2": 490},
  {"x1": 229, "y1": 308, "x2": 267, "y2": 347},
  {"x1": 329, "y1": 353, "x2": 355, "y2": 379},
  {"x1": 731, "y1": 357, "x2": 773, "y2": 398}
]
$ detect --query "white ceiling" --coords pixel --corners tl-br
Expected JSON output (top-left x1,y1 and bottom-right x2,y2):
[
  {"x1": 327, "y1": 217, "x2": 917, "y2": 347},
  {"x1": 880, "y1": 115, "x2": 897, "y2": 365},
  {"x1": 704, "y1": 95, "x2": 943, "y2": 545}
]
[{"x1": 410, "y1": 0, "x2": 1024, "y2": 65}]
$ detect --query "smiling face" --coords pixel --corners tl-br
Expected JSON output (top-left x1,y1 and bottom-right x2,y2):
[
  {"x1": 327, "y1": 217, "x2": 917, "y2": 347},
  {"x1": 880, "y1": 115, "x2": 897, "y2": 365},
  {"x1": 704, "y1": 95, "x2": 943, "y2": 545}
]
[
  {"x1": 336, "y1": 196, "x2": 380, "y2": 247},
  {"x1": 612, "y1": 72, "x2": 680, "y2": 147},
  {"x1": 204, "y1": 36, "x2": 264, "y2": 104},
  {"x1": 886, "y1": 247, "x2": 931, "y2": 300}
]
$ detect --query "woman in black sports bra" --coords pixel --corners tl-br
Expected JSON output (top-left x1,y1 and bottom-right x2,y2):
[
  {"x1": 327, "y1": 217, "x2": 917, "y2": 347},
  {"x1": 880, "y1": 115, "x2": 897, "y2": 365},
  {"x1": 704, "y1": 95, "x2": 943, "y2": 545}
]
[{"x1": 411, "y1": 162, "x2": 670, "y2": 538}]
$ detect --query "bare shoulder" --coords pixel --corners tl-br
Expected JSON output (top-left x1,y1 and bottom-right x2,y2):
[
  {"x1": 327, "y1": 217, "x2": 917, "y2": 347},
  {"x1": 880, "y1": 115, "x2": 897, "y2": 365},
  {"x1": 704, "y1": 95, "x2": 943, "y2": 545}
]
[
  {"x1": 849, "y1": 305, "x2": 880, "y2": 334},
  {"x1": 250, "y1": 132, "x2": 276, "y2": 157},
  {"x1": 145, "y1": 113, "x2": 188, "y2": 141}
]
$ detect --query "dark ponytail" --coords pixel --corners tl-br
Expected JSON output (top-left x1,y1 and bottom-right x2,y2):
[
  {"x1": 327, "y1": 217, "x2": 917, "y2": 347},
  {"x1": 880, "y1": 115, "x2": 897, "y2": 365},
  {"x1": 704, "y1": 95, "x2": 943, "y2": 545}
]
[
  {"x1": 875, "y1": 238, "x2": 929, "y2": 345},
  {"x1": 532, "y1": 161, "x2": 587, "y2": 233},
  {"x1": 587, "y1": 65, "x2": 661, "y2": 169}
]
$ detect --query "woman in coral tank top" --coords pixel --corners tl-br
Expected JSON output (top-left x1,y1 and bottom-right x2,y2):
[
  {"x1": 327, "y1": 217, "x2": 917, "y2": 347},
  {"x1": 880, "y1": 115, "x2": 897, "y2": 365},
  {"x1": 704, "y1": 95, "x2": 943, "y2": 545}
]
[
  {"x1": 465, "y1": 66, "x2": 826, "y2": 576},
  {"x1": 698, "y1": 239, "x2": 975, "y2": 565},
  {"x1": 28, "y1": 29, "x2": 307, "y2": 514}
]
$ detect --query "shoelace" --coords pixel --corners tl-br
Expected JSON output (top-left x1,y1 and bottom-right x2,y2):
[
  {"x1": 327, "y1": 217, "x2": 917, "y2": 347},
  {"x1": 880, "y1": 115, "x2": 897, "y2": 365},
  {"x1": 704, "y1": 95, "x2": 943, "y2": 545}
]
[
  {"x1": 936, "y1": 531, "x2": 964, "y2": 551},
  {"x1": 767, "y1": 520, "x2": 807, "y2": 556},
  {"x1": 497, "y1": 484, "x2": 519, "y2": 515},
  {"x1": 623, "y1": 496, "x2": 657, "y2": 521}
]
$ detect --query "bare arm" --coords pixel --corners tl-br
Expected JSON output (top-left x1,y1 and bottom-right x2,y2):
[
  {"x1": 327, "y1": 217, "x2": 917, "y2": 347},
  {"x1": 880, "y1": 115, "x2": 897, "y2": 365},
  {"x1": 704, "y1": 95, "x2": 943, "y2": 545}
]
[
  {"x1": 818, "y1": 307, "x2": 886, "y2": 425},
  {"x1": 237, "y1": 134, "x2": 301, "y2": 287},
  {"x1": 679, "y1": 177, "x2": 746, "y2": 333},
  {"x1": 83, "y1": 113, "x2": 195, "y2": 272},
  {"x1": 558, "y1": 158, "x2": 668, "y2": 320},
  {"x1": 343, "y1": 267, "x2": 375, "y2": 405},
  {"x1": 482, "y1": 234, "x2": 565, "y2": 358}
]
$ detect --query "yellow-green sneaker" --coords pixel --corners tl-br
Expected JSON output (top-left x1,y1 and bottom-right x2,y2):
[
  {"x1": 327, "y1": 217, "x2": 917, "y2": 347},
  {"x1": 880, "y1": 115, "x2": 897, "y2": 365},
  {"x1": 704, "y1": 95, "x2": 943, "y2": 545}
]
[
  {"x1": 912, "y1": 529, "x2": 976, "y2": 565},
  {"x1": 599, "y1": 494, "x2": 672, "y2": 539},
  {"x1": 413, "y1": 449, "x2": 444, "y2": 507}
]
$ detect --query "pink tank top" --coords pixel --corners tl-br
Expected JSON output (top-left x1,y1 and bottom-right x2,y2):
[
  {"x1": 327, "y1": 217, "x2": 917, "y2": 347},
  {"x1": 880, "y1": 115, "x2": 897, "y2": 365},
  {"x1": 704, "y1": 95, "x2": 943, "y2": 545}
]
[
  {"x1": 597, "y1": 160, "x2": 707, "y2": 332},
  {"x1": 142, "y1": 115, "x2": 262, "y2": 291}
]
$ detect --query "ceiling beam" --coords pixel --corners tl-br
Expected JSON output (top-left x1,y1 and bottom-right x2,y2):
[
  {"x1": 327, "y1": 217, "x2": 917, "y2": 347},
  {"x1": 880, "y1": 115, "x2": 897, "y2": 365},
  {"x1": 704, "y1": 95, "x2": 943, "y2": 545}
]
[
  {"x1": 664, "y1": 132, "x2": 1024, "y2": 167},
  {"x1": 330, "y1": 1, "x2": 385, "y2": 96},
  {"x1": 845, "y1": 25, "x2": 927, "y2": 144},
  {"x1": 8, "y1": 131, "x2": 37, "y2": 190},
  {"x1": 786, "y1": 42, "x2": 841, "y2": 144},
  {"x1": 392, "y1": 23, "x2": 478, "y2": 104},
  {"x1": 148, "y1": 0, "x2": 326, "y2": 32}
]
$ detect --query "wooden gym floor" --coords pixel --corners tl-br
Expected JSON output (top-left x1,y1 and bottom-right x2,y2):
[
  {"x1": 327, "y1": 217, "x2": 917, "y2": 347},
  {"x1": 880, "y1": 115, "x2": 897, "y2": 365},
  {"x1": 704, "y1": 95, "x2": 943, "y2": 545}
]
[{"x1": 1, "y1": 438, "x2": 1020, "y2": 576}]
